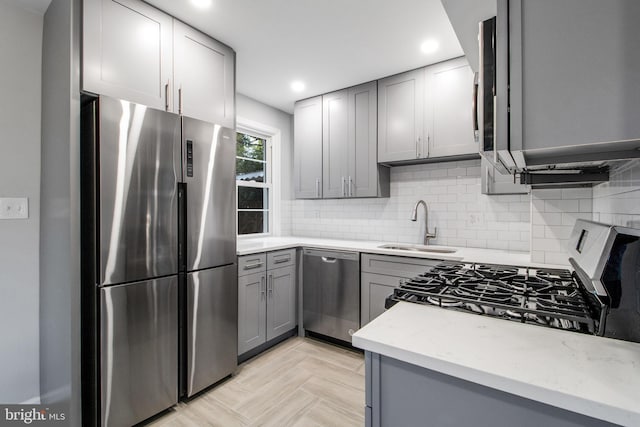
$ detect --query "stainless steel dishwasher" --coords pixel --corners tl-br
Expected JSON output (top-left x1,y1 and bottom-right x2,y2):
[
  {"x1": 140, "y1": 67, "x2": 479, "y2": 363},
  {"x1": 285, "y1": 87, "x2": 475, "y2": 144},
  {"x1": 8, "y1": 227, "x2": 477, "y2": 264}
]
[{"x1": 303, "y1": 248, "x2": 360, "y2": 343}]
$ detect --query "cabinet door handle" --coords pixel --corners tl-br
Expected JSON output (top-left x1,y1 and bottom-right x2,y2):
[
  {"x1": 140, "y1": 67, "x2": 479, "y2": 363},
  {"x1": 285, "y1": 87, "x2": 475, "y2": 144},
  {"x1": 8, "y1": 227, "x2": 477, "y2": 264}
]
[
  {"x1": 341, "y1": 176, "x2": 346, "y2": 197},
  {"x1": 261, "y1": 276, "x2": 265, "y2": 299},
  {"x1": 164, "y1": 81, "x2": 170, "y2": 111},
  {"x1": 416, "y1": 137, "x2": 420, "y2": 158},
  {"x1": 316, "y1": 178, "x2": 320, "y2": 198},
  {"x1": 178, "y1": 86, "x2": 183, "y2": 115},
  {"x1": 348, "y1": 176, "x2": 353, "y2": 197},
  {"x1": 472, "y1": 72, "x2": 479, "y2": 142},
  {"x1": 268, "y1": 274, "x2": 273, "y2": 296}
]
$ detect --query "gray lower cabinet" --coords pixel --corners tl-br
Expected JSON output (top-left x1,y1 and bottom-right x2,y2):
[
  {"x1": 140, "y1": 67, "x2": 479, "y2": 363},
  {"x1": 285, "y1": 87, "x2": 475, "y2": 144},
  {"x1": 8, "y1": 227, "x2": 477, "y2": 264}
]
[
  {"x1": 238, "y1": 250, "x2": 296, "y2": 355},
  {"x1": 361, "y1": 254, "x2": 439, "y2": 326},
  {"x1": 83, "y1": 0, "x2": 173, "y2": 110},
  {"x1": 294, "y1": 96, "x2": 323, "y2": 199},
  {"x1": 481, "y1": 157, "x2": 530, "y2": 195},
  {"x1": 365, "y1": 352, "x2": 617, "y2": 427}
]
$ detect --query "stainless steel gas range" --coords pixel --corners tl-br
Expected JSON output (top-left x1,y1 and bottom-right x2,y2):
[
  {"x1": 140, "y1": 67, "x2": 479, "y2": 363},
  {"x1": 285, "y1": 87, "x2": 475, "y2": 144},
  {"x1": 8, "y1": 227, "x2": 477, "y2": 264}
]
[{"x1": 386, "y1": 219, "x2": 640, "y2": 342}]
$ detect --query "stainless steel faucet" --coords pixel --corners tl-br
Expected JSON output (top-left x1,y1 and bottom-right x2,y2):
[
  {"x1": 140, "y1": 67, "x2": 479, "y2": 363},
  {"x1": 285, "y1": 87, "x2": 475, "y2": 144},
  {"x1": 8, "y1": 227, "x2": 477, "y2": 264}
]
[{"x1": 410, "y1": 200, "x2": 437, "y2": 245}]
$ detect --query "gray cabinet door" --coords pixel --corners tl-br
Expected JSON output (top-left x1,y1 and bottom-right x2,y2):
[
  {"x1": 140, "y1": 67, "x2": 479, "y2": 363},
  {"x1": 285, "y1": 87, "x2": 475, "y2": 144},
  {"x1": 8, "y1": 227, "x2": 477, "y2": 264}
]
[
  {"x1": 100, "y1": 276, "x2": 178, "y2": 427},
  {"x1": 322, "y1": 90, "x2": 349, "y2": 198},
  {"x1": 83, "y1": 0, "x2": 173, "y2": 110},
  {"x1": 266, "y1": 265, "x2": 296, "y2": 341},
  {"x1": 509, "y1": 0, "x2": 640, "y2": 153},
  {"x1": 426, "y1": 58, "x2": 478, "y2": 158},
  {"x1": 238, "y1": 271, "x2": 266, "y2": 355},
  {"x1": 361, "y1": 272, "x2": 403, "y2": 326},
  {"x1": 480, "y1": 157, "x2": 530, "y2": 195},
  {"x1": 378, "y1": 69, "x2": 424, "y2": 163},
  {"x1": 173, "y1": 20, "x2": 235, "y2": 127},
  {"x1": 294, "y1": 96, "x2": 323, "y2": 199},
  {"x1": 348, "y1": 82, "x2": 379, "y2": 197}
]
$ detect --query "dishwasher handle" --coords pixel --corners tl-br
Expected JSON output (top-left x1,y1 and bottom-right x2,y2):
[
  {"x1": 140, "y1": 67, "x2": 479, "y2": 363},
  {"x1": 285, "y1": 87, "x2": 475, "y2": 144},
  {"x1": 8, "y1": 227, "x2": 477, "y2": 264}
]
[{"x1": 321, "y1": 257, "x2": 337, "y2": 263}]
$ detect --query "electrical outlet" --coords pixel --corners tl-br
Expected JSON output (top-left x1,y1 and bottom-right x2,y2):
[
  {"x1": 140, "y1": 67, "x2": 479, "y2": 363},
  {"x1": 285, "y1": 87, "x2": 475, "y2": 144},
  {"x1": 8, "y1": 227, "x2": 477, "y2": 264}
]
[
  {"x1": 0, "y1": 198, "x2": 29, "y2": 219},
  {"x1": 467, "y1": 212, "x2": 483, "y2": 226}
]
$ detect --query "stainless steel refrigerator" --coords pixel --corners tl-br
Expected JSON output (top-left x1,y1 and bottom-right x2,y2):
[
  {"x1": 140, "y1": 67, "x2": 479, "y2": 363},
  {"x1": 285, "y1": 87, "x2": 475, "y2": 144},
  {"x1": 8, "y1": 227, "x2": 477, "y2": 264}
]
[{"x1": 81, "y1": 96, "x2": 237, "y2": 427}]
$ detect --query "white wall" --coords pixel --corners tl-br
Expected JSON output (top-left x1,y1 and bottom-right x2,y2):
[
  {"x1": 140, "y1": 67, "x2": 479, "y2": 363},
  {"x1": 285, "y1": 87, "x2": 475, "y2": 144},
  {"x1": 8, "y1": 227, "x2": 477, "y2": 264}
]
[
  {"x1": 0, "y1": 0, "x2": 43, "y2": 403},
  {"x1": 291, "y1": 159, "x2": 532, "y2": 251},
  {"x1": 236, "y1": 93, "x2": 294, "y2": 235},
  {"x1": 592, "y1": 159, "x2": 640, "y2": 228}
]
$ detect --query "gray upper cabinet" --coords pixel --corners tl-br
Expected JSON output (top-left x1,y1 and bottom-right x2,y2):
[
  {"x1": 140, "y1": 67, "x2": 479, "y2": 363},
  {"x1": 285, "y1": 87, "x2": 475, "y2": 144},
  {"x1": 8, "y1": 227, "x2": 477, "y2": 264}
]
[
  {"x1": 294, "y1": 96, "x2": 323, "y2": 199},
  {"x1": 321, "y1": 82, "x2": 389, "y2": 198},
  {"x1": 440, "y1": 0, "x2": 497, "y2": 73},
  {"x1": 507, "y1": 0, "x2": 640, "y2": 154},
  {"x1": 349, "y1": 82, "x2": 386, "y2": 198},
  {"x1": 83, "y1": 0, "x2": 173, "y2": 110},
  {"x1": 426, "y1": 58, "x2": 478, "y2": 158},
  {"x1": 378, "y1": 69, "x2": 425, "y2": 162},
  {"x1": 173, "y1": 21, "x2": 235, "y2": 127},
  {"x1": 322, "y1": 90, "x2": 349, "y2": 198},
  {"x1": 378, "y1": 58, "x2": 478, "y2": 164}
]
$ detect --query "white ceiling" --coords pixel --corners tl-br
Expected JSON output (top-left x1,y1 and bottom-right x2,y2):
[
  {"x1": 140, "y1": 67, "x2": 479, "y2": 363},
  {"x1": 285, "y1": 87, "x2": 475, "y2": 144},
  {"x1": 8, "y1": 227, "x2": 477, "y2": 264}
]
[
  {"x1": 17, "y1": 0, "x2": 463, "y2": 114},
  {"x1": 146, "y1": 0, "x2": 463, "y2": 114}
]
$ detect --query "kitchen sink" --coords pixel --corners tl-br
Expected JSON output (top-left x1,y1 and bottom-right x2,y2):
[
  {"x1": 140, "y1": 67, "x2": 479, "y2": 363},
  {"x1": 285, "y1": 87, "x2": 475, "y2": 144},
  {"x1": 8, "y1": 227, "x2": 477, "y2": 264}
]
[{"x1": 378, "y1": 244, "x2": 457, "y2": 254}]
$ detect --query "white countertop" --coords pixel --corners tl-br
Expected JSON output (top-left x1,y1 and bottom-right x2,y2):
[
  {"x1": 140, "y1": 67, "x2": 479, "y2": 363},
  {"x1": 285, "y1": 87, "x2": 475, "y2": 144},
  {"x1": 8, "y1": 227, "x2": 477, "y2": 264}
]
[
  {"x1": 352, "y1": 302, "x2": 640, "y2": 427},
  {"x1": 237, "y1": 236, "x2": 563, "y2": 268}
]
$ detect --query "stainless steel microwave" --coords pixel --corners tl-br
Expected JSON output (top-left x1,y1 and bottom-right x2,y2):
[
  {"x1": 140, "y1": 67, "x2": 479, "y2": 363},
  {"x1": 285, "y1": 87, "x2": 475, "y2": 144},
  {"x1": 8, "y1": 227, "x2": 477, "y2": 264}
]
[{"x1": 477, "y1": 15, "x2": 518, "y2": 174}]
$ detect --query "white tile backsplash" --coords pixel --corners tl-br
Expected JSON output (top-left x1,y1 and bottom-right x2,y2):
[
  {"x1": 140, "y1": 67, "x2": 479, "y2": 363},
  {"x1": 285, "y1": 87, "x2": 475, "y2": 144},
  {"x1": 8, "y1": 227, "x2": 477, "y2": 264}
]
[
  {"x1": 530, "y1": 188, "x2": 593, "y2": 265},
  {"x1": 592, "y1": 159, "x2": 640, "y2": 229},
  {"x1": 288, "y1": 159, "x2": 531, "y2": 251},
  {"x1": 278, "y1": 159, "x2": 640, "y2": 265}
]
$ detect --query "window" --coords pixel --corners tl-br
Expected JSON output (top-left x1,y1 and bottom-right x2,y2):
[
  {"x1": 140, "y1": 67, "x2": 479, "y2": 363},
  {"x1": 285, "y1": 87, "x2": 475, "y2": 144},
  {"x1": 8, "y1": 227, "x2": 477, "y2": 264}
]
[{"x1": 236, "y1": 131, "x2": 272, "y2": 235}]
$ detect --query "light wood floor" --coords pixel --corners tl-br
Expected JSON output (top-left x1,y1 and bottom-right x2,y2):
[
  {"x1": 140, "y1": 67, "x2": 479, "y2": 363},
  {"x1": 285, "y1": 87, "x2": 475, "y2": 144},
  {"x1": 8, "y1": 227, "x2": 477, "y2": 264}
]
[{"x1": 147, "y1": 337, "x2": 365, "y2": 427}]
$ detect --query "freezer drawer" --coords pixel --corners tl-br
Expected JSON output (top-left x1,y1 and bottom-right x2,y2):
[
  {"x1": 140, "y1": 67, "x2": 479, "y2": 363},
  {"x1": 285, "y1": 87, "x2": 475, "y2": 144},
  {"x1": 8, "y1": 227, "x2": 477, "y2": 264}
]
[
  {"x1": 100, "y1": 276, "x2": 178, "y2": 427},
  {"x1": 303, "y1": 248, "x2": 360, "y2": 342},
  {"x1": 186, "y1": 264, "x2": 238, "y2": 396}
]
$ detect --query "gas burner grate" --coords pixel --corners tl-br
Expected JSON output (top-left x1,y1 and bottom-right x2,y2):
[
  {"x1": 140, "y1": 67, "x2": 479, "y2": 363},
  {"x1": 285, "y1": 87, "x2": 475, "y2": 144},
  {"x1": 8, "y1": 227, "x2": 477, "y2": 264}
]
[{"x1": 388, "y1": 261, "x2": 597, "y2": 334}]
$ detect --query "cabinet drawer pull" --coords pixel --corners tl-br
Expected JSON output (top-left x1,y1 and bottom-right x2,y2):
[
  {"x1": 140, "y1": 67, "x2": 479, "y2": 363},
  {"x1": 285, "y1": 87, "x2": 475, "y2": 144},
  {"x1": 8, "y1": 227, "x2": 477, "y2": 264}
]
[
  {"x1": 274, "y1": 257, "x2": 290, "y2": 264},
  {"x1": 244, "y1": 262, "x2": 263, "y2": 270}
]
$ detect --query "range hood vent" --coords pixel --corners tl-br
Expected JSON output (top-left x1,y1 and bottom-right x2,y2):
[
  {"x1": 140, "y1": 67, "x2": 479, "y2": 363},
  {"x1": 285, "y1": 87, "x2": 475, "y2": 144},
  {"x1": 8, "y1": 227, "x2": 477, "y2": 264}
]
[{"x1": 519, "y1": 167, "x2": 609, "y2": 188}]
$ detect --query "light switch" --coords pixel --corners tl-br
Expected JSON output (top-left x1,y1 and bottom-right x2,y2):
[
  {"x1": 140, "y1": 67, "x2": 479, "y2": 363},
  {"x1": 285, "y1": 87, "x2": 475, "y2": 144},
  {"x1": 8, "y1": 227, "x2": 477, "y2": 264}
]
[{"x1": 0, "y1": 198, "x2": 29, "y2": 219}]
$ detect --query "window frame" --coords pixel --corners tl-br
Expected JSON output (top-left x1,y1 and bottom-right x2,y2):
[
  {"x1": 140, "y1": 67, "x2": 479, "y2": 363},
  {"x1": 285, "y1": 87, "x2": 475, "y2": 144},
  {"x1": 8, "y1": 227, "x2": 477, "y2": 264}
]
[{"x1": 236, "y1": 117, "x2": 281, "y2": 238}]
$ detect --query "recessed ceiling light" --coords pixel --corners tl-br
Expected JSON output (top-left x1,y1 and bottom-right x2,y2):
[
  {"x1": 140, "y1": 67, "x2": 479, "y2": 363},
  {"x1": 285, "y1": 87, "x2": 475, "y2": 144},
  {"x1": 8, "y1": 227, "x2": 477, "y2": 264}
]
[
  {"x1": 290, "y1": 81, "x2": 305, "y2": 93},
  {"x1": 191, "y1": 0, "x2": 212, "y2": 9},
  {"x1": 420, "y1": 39, "x2": 439, "y2": 55}
]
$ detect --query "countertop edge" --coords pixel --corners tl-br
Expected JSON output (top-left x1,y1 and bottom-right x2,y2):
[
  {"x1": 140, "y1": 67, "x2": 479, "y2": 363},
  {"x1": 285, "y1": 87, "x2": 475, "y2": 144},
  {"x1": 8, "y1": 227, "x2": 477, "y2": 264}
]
[{"x1": 352, "y1": 320, "x2": 638, "y2": 427}]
